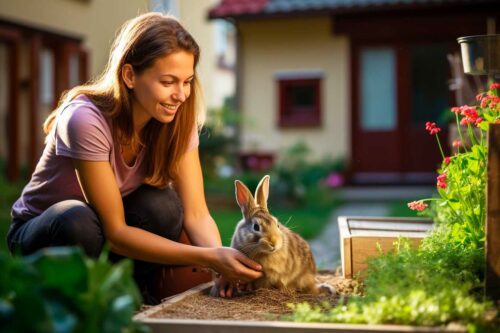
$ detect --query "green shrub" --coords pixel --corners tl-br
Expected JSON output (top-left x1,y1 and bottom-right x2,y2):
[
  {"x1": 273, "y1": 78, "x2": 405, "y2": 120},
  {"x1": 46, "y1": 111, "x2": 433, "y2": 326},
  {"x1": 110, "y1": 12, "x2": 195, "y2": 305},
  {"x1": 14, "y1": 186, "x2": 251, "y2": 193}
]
[{"x1": 0, "y1": 246, "x2": 149, "y2": 333}]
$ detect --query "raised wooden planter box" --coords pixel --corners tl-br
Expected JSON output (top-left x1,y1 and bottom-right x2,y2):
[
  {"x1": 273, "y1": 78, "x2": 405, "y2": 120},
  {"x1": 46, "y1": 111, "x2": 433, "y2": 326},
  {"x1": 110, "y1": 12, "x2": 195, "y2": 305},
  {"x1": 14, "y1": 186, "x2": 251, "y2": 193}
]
[
  {"x1": 338, "y1": 216, "x2": 433, "y2": 278},
  {"x1": 134, "y1": 282, "x2": 465, "y2": 333}
]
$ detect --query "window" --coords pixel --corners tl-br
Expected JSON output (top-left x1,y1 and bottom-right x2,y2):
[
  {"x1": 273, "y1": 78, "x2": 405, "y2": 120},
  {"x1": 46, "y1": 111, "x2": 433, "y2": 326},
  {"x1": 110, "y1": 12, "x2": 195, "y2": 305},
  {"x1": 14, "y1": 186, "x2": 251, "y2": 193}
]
[
  {"x1": 360, "y1": 48, "x2": 396, "y2": 130},
  {"x1": 40, "y1": 48, "x2": 54, "y2": 106},
  {"x1": 278, "y1": 78, "x2": 321, "y2": 127}
]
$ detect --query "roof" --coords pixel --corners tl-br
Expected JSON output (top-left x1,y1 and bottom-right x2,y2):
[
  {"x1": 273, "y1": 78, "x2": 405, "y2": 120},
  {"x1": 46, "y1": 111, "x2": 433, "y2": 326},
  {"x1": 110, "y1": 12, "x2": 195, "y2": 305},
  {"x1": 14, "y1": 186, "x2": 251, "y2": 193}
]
[{"x1": 208, "y1": 0, "x2": 493, "y2": 19}]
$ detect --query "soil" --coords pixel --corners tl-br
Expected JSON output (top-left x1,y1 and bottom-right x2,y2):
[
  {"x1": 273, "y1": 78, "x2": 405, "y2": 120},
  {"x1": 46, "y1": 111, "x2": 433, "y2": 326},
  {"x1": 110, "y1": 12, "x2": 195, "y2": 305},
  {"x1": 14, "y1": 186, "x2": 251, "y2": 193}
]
[{"x1": 146, "y1": 271, "x2": 359, "y2": 321}]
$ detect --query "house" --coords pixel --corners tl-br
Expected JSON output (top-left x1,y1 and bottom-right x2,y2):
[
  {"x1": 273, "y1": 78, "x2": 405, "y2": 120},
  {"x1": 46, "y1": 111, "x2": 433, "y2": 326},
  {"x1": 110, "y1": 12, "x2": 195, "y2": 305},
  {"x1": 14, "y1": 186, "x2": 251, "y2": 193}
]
[
  {"x1": 0, "y1": 0, "x2": 235, "y2": 181},
  {"x1": 208, "y1": 0, "x2": 499, "y2": 184}
]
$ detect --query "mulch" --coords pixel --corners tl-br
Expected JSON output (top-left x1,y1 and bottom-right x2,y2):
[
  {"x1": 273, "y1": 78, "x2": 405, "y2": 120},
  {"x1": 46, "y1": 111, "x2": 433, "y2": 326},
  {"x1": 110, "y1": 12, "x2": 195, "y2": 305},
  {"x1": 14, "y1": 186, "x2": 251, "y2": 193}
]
[{"x1": 145, "y1": 271, "x2": 359, "y2": 321}]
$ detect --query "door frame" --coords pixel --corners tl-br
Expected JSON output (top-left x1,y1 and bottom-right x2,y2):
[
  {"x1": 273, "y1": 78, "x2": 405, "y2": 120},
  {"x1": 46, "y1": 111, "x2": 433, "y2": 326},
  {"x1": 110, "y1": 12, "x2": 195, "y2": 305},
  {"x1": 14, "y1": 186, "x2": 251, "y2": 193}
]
[{"x1": 0, "y1": 26, "x2": 21, "y2": 182}]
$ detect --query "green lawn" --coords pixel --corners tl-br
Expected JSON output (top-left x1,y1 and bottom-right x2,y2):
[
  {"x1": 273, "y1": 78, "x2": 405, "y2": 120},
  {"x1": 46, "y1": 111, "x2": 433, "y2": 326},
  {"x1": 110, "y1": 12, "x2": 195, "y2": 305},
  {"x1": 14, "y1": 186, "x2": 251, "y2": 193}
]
[
  {"x1": 386, "y1": 200, "x2": 421, "y2": 218},
  {"x1": 211, "y1": 205, "x2": 337, "y2": 247}
]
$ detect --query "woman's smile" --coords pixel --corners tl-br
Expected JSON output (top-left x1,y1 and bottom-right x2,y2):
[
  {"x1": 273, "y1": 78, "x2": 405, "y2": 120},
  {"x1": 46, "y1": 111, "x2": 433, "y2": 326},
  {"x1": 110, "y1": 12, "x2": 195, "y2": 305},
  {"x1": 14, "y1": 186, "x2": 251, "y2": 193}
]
[{"x1": 160, "y1": 102, "x2": 179, "y2": 115}]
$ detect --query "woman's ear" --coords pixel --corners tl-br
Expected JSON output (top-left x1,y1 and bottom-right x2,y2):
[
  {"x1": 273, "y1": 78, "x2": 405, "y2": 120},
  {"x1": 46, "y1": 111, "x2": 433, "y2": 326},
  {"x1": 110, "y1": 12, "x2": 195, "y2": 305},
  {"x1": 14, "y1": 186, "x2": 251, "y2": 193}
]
[{"x1": 121, "y1": 64, "x2": 136, "y2": 89}]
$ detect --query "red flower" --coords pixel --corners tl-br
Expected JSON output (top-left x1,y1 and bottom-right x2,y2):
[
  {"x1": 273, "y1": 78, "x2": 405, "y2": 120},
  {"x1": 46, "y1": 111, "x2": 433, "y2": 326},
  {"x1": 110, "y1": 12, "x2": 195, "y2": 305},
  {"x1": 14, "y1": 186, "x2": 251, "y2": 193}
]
[
  {"x1": 407, "y1": 201, "x2": 428, "y2": 211},
  {"x1": 476, "y1": 93, "x2": 484, "y2": 102},
  {"x1": 481, "y1": 95, "x2": 500, "y2": 109},
  {"x1": 452, "y1": 140, "x2": 462, "y2": 148},
  {"x1": 437, "y1": 173, "x2": 447, "y2": 189},
  {"x1": 459, "y1": 106, "x2": 480, "y2": 125},
  {"x1": 444, "y1": 156, "x2": 451, "y2": 165},
  {"x1": 475, "y1": 117, "x2": 483, "y2": 125},
  {"x1": 425, "y1": 122, "x2": 441, "y2": 135},
  {"x1": 490, "y1": 83, "x2": 500, "y2": 90},
  {"x1": 451, "y1": 106, "x2": 461, "y2": 113}
]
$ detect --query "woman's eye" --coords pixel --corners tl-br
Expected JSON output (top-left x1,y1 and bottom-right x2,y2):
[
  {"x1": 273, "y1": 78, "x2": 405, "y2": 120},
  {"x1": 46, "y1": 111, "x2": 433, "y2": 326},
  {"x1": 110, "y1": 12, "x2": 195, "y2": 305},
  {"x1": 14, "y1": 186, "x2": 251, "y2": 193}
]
[
  {"x1": 183, "y1": 81, "x2": 192, "y2": 86},
  {"x1": 161, "y1": 81, "x2": 174, "y2": 86},
  {"x1": 253, "y1": 223, "x2": 260, "y2": 232}
]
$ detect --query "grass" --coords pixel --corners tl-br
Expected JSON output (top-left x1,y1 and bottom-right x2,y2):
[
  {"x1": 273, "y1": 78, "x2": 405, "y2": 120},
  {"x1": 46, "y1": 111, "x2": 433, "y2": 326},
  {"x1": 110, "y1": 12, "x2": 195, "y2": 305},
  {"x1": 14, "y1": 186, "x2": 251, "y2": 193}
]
[
  {"x1": 386, "y1": 200, "x2": 420, "y2": 218},
  {"x1": 211, "y1": 205, "x2": 338, "y2": 247}
]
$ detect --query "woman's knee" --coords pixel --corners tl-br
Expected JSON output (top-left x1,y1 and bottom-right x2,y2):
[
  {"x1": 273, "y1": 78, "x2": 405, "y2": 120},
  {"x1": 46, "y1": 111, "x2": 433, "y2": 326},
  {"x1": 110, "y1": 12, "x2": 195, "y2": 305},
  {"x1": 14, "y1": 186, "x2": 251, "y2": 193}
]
[
  {"x1": 50, "y1": 201, "x2": 104, "y2": 258},
  {"x1": 123, "y1": 185, "x2": 183, "y2": 240}
]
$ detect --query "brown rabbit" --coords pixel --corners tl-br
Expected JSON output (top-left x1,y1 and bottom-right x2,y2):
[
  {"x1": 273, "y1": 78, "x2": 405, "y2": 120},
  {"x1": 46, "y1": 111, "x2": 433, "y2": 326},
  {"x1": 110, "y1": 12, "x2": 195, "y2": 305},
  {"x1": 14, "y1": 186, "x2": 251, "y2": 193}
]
[{"x1": 211, "y1": 175, "x2": 334, "y2": 296}]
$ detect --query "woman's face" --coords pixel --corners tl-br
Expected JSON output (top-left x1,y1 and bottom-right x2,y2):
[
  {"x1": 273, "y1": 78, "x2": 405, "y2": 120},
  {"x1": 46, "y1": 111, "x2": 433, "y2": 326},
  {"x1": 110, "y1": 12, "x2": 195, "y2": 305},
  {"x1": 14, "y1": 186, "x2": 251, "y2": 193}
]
[{"x1": 130, "y1": 50, "x2": 195, "y2": 129}]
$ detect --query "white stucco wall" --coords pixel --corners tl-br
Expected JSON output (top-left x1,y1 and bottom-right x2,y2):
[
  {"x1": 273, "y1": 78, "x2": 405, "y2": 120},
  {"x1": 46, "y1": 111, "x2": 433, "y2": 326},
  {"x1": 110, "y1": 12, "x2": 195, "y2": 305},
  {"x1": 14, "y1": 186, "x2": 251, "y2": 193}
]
[{"x1": 237, "y1": 17, "x2": 349, "y2": 162}]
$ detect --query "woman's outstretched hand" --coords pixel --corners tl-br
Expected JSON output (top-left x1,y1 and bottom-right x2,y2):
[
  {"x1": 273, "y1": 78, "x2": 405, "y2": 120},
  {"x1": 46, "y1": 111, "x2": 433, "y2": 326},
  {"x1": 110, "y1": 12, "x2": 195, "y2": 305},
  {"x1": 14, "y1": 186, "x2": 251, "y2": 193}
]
[{"x1": 211, "y1": 247, "x2": 263, "y2": 281}]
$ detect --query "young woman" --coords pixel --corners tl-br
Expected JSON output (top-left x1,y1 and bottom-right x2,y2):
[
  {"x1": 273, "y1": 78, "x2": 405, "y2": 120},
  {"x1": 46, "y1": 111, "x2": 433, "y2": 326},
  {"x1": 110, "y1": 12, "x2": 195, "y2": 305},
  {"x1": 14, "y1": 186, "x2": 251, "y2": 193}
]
[{"x1": 6, "y1": 13, "x2": 262, "y2": 302}]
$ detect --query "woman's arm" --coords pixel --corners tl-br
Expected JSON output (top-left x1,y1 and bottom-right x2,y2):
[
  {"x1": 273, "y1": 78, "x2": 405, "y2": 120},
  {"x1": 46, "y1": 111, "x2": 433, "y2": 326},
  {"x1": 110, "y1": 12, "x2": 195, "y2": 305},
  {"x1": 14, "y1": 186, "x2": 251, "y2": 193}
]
[
  {"x1": 175, "y1": 148, "x2": 221, "y2": 247},
  {"x1": 73, "y1": 159, "x2": 213, "y2": 266},
  {"x1": 73, "y1": 158, "x2": 262, "y2": 283}
]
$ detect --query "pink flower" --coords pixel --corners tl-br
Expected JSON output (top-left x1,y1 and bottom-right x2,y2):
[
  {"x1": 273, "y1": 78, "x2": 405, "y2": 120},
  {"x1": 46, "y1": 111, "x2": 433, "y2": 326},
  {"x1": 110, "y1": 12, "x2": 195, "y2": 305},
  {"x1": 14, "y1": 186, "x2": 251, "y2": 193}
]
[
  {"x1": 452, "y1": 140, "x2": 462, "y2": 148},
  {"x1": 490, "y1": 83, "x2": 500, "y2": 90},
  {"x1": 425, "y1": 122, "x2": 441, "y2": 135},
  {"x1": 476, "y1": 93, "x2": 484, "y2": 102},
  {"x1": 444, "y1": 156, "x2": 451, "y2": 165},
  {"x1": 451, "y1": 106, "x2": 461, "y2": 114},
  {"x1": 437, "y1": 173, "x2": 447, "y2": 189},
  {"x1": 324, "y1": 172, "x2": 344, "y2": 188},
  {"x1": 475, "y1": 117, "x2": 483, "y2": 126},
  {"x1": 407, "y1": 201, "x2": 428, "y2": 211}
]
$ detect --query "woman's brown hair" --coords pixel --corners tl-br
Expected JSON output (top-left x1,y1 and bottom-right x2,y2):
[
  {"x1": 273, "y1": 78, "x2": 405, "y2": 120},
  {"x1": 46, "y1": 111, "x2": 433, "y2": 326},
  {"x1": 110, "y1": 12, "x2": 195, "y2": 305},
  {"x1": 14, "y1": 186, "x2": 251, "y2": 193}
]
[{"x1": 43, "y1": 13, "x2": 205, "y2": 188}]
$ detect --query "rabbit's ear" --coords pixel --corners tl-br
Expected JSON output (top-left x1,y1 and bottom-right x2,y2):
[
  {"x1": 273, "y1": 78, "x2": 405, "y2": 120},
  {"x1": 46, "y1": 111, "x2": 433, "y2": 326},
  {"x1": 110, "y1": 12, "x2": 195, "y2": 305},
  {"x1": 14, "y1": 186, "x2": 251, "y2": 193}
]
[
  {"x1": 255, "y1": 175, "x2": 270, "y2": 210},
  {"x1": 235, "y1": 180, "x2": 255, "y2": 215}
]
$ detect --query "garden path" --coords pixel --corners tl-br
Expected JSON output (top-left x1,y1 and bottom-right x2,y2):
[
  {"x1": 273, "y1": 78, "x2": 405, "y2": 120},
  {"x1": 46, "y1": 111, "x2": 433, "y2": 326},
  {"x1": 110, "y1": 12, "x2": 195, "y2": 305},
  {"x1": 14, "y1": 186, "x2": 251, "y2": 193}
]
[{"x1": 310, "y1": 202, "x2": 389, "y2": 270}]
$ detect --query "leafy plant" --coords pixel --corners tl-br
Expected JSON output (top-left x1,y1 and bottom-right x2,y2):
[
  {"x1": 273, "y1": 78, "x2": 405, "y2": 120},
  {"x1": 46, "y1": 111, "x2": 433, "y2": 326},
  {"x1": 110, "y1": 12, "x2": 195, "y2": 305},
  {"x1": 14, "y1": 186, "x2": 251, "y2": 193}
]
[
  {"x1": 288, "y1": 83, "x2": 500, "y2": 330},
  {"x1": 0, "y1": 246, "x2": 149, "y2": 333}
]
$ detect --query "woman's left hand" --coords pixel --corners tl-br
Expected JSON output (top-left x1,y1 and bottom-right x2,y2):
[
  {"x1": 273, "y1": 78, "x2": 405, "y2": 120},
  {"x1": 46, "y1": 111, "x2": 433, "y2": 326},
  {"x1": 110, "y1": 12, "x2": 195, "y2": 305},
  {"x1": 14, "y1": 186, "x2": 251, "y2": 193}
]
[{"x1": 213, "y1": 275, "x2": 237, "y2": 298}]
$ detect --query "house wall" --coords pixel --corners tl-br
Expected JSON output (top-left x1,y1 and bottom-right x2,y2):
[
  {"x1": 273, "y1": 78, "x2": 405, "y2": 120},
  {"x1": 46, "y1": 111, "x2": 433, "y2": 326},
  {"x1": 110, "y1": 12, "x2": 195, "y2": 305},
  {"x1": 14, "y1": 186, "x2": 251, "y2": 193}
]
[
  {"x1": 176, "y1": 0, "x2": 235, "y2": 110},
  {"x1": 0, "y1": 0, "x2": 148, "y2": 166},
  {"x1": 237, "y1": 17, "x2": 349, "y2": 162},
  {"x1": 0, "y1": 0, "x2": 149, "y2": 78}
]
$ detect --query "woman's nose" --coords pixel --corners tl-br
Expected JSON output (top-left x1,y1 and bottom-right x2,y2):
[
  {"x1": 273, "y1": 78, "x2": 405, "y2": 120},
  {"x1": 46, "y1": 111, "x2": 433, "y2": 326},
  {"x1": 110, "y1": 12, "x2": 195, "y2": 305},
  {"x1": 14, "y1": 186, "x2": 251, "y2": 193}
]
[{"x1": 172, "y1": 85, "x2": 186, "y2": 102}]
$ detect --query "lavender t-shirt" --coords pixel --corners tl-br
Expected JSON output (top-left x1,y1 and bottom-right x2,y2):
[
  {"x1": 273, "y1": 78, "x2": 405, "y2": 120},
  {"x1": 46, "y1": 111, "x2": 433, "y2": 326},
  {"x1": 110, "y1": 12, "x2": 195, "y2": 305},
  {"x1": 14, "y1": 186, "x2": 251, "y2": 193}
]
[{"x1": 12, "y1": 95, "x2": 199, "y2": 222}]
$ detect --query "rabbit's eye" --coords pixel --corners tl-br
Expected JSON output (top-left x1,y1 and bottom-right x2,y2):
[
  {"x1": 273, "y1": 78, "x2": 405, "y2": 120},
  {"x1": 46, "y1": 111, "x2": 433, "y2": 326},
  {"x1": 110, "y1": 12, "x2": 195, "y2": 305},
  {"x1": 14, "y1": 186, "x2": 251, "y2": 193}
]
[{"x1": 253, "y1": 223, "x2": 260, "y2": 232}]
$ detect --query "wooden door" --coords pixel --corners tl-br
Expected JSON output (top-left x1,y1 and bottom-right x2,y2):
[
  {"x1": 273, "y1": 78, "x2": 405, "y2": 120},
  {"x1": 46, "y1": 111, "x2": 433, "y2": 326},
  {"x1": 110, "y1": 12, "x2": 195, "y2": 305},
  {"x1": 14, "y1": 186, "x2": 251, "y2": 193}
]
[{"x1": 351, "y1": 42, "x2": 453, "y2": 184}]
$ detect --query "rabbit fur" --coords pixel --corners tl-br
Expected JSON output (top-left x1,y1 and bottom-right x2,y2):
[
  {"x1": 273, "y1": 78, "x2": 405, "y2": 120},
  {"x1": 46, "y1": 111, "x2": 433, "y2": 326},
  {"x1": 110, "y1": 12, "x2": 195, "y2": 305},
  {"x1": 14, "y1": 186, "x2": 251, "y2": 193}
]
[{"x1": 211, "y1": 175, "x2": 334, "y2": 296}]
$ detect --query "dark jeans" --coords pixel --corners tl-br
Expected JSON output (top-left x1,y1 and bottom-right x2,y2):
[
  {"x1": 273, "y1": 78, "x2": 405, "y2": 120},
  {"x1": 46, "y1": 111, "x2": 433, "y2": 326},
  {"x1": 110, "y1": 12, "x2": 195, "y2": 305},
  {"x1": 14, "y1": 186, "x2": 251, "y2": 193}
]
[{"x1": 6, "y1": 185, "x2": 184, "y2": 304}]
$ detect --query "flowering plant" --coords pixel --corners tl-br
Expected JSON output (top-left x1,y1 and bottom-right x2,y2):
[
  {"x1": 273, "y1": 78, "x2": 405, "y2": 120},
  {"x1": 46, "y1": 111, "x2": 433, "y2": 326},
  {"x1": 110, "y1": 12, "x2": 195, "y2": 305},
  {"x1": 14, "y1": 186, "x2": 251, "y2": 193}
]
[
  {"x1": 289, "y1": 84, "x2": 500, "y2": 329},
  {"x1": 408, "y1": 82, "x2": 500, "y2": 248}
]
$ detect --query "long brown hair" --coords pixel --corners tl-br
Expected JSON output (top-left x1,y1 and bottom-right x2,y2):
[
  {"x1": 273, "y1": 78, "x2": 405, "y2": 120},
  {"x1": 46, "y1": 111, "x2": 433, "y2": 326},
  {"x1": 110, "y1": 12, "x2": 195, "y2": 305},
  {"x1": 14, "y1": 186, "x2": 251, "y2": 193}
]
[{"x1": 43, "y1": 13, "x2": 205, "y2": 188}]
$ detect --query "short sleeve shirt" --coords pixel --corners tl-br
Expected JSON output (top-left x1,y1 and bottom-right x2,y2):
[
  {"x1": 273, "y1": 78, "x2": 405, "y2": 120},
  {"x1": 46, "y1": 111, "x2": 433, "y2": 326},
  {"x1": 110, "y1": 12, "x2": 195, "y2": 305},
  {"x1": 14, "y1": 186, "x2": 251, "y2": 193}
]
[{"x1": 11, "y1": 95, "x2": 199, "y2": 222}]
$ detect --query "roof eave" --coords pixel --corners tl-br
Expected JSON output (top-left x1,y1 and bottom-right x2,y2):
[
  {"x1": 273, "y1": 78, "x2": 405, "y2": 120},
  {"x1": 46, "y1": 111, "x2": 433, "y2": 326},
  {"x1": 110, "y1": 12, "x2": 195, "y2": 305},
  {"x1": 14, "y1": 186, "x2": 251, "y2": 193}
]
[{"x1": 208, "y1": 0, "x2": 499, "y2": 21}]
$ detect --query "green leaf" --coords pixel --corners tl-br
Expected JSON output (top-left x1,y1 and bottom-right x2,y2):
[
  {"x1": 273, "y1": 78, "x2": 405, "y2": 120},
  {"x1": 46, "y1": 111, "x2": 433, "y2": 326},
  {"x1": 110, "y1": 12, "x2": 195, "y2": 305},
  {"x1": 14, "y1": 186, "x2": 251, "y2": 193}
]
[{"x1": 25, "y1": 247, "x2": 88, "y2": 299}]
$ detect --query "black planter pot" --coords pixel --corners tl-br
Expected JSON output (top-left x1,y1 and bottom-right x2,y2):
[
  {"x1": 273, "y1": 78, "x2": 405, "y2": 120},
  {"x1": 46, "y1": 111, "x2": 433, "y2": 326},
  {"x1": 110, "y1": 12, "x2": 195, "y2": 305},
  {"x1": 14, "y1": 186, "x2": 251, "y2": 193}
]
[{"x1": 457, "y1": 34, "x2": 500, "y2": 76}]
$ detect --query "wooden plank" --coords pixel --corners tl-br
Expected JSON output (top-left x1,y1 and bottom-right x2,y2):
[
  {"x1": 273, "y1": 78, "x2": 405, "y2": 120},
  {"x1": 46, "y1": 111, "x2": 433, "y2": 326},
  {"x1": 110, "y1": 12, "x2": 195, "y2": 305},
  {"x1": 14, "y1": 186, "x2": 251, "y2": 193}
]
[
  {"x1": 486, "y1": 123, "x2": 500, "y2": 300},
  {"x1": 348, "y1": 220, "x2": 433, "y2": 232},
  {"x1": 349, "y1": 230, "x2": 428, "y2": 238},
  {"x1": 139, "y1": 319, "x2": 465, "y2": 333},
  {"x1": 352, "y1": 237, "x2": 422, "y2": 275},
  {"x1": 338, "y1": 217, "x2": 352, "y2": 278},
  {"x1": 339, "y1": 217, "x2": 432, "y2": 278},
  {"x1": 29, "y1": 33, "x2": 41, "y2": 174}
]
